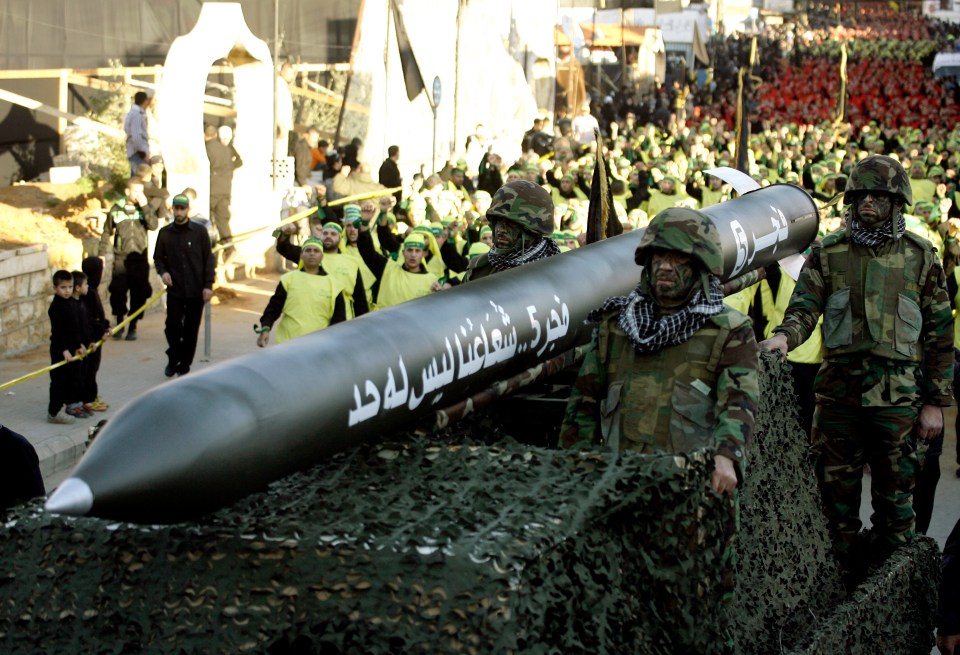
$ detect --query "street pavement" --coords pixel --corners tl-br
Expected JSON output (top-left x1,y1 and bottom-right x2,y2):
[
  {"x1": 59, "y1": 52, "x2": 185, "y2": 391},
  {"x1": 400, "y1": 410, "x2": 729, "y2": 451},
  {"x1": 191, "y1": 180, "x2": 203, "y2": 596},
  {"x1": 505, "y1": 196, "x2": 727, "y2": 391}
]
[{"x1": 1, "y1": 272, "x2": 958, "y2": 550}]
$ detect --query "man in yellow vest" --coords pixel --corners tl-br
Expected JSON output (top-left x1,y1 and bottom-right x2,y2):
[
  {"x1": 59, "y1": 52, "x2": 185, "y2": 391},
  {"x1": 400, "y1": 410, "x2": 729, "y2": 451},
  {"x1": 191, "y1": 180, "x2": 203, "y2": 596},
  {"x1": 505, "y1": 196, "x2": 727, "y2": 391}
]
[
  {"x1": 255, "y1": 237, "x2": 346, "y2": 346},
  {"x1": 275, "y1": 217, "x2": 370, "y2": 319},
  {"x1": 356, "y1": 228, "x2": 450, "y2": 309}
]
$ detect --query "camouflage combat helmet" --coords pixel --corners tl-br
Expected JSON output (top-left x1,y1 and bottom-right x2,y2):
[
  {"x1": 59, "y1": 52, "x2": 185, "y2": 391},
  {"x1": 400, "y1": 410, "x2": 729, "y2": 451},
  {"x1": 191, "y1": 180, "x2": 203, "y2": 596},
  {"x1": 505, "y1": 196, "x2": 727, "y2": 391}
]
[
  {"x1": 843, "y1": 155, "x2": 912, "y2": 207},
  {"x1": 634, "y1": 207, "x2": 724, "y2": 276},
  {"x1": 486, "y1": 180, "x2": 554, "y2": 237}
]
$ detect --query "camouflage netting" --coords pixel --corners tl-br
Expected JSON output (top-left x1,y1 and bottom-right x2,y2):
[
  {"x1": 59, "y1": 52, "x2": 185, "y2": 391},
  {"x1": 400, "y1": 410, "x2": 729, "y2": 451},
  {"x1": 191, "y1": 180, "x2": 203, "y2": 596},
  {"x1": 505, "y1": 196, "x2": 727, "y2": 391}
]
[{"x1": 0, "y1": 354, "x2": 940, "y2": 654}]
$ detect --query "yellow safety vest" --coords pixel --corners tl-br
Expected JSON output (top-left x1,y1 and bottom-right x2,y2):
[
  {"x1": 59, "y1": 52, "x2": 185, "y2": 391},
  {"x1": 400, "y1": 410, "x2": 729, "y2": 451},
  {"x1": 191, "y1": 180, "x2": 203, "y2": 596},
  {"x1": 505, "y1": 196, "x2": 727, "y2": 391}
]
[
  {"x1": 274, "y1": 270, "x2": 343, "y2": 344},
  {"x1": 322, "y1": 253, "x2": 361, "y2": 319},
  {"x1": 376, "y1": 261, "x2": 438, "y2": 309}
]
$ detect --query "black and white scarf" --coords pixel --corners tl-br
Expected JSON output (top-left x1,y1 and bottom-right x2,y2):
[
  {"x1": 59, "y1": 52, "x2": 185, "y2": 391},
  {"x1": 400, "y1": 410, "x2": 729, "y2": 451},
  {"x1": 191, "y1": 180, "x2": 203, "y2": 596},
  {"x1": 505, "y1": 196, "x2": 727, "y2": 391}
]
[
  {"x1": 589, "y1": 276, "x2": 725, "y2": 353},
  {"x1": 488, "y1": 237, "x2": 562, "y2": 272},
  {"x1": 850, "y1": 211, "x2": 906, "y2": 248}
]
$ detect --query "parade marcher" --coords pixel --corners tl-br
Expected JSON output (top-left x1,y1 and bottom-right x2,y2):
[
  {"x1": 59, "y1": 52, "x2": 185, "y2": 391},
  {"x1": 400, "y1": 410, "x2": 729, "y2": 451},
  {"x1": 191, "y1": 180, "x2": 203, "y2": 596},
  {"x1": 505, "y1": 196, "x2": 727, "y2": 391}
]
[
  {"x1": 559, "y1": 207, "x2": 759, "y2": 618},
  {"x1": 97, "y1": 176, "x2": 159, "y2": 341},
  {"x1": 356, "y1": 228, "x2": 449, "y2": 309},
  {"x1": 463, "y1": 180, "x2": 561, "y2": 282},
  {"x1": 154, "y1": 194, "x2": 216, "y2": 377},
  {"x1": 760, "y1": 155, "x2": 954, "y2": 587},
  {"x1": 275, "y1": 217, "x2": 370, "y2": 319},
  {"x1": 560, "y1": 207, "x2": 759, "y2": 488},
  {"x1": 256, "y1": 237, "x2": 346, "y2": 346}
]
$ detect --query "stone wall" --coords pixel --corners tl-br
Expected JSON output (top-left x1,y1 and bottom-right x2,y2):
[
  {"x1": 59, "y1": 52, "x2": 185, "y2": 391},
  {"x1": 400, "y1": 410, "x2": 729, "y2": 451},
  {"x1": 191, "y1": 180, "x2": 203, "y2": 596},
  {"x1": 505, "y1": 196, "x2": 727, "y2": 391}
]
[{"x1": 0, "y1": 245, "x2": 51, "y2": 357}]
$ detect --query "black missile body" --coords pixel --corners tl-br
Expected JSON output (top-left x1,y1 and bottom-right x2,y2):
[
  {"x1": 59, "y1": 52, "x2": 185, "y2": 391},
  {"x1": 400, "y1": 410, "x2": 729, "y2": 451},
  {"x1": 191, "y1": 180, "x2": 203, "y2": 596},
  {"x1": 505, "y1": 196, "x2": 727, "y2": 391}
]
[{"x1": 45, "y1": 184, "x2": 819, "y2": 523}]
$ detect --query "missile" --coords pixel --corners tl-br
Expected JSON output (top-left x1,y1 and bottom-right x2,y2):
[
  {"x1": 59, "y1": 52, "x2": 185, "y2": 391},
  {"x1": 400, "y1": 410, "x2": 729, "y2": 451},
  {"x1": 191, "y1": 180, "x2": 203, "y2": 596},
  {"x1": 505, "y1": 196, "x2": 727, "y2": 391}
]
[{"x1": 45, "y1": 184, "x2": 819, "y2": 523}]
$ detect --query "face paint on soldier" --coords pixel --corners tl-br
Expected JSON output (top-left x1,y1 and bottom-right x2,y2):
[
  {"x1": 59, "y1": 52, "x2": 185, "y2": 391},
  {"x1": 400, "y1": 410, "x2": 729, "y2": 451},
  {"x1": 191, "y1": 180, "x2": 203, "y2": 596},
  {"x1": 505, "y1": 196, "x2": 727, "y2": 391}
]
[
  {"x1": 490, "y1": 217, "x2": 524, "y2": 253},
  {"x1": 649, "y1": 249, "x2": 697, "y2": 309},
  {"x1": 855, "y1": 192, "x2": 895, "y2": 229}
]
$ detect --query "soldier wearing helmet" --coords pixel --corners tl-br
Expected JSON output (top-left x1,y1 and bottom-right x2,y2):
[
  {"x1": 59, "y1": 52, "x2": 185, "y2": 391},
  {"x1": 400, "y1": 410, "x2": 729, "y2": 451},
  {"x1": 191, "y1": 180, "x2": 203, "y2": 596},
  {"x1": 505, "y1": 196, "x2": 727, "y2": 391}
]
[
  {"x1": 561, "y1": 206, "x2": 760, "y2": 500},
  {"x1": 463, "y1": 180, "x2": 561, "y2": 282},
  {"x1": 761, "y1": 154, "x2": 954, "y2": 589}
]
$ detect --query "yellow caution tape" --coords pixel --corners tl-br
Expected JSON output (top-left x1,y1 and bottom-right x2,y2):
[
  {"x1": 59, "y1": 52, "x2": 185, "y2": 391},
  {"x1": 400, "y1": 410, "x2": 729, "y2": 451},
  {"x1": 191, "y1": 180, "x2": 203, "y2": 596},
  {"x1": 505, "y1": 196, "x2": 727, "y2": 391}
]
[
  {"x1": 212, "y1": 186, "x2": 402, "y2": 253},
  {"x1": 0, "y1": 287, "x2": 168, "y2": 392}
]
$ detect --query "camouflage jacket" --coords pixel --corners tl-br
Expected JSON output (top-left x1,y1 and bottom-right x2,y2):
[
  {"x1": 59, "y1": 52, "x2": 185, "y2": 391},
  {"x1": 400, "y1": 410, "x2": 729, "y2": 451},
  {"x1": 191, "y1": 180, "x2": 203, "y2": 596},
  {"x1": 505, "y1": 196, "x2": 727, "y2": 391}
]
[
  {"x1": 775, "y1": 232, "x2": 954, "y2": 407},
  {"x1": 98, "y1": 202, "x2": 159, "y2": 260},
  {"x1": 560, "y1": 307, "x2": 759, "y2": 472}
]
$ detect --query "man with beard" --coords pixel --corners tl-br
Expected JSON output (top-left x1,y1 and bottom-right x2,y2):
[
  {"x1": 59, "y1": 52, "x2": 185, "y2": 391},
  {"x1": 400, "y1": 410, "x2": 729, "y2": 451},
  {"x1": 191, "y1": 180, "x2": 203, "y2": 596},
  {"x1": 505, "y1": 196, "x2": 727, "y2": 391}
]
[
  {"x1": 462, "y1": 180, "x2": 560, "y2": 283},
  {"x1": 154, "y1": 194, "x2": 215, "y2": 377},
  {"x1": 761, "y1": 155, "x2": 954, "y2": 589}
]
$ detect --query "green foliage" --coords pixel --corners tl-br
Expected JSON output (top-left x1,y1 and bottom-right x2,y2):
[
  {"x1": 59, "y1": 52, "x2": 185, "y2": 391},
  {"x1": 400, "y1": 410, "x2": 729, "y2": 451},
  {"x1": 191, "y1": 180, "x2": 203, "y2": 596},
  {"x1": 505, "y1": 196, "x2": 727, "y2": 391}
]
[{"x1": 62, "y1": 86, "x2": 129, "y2": 191}]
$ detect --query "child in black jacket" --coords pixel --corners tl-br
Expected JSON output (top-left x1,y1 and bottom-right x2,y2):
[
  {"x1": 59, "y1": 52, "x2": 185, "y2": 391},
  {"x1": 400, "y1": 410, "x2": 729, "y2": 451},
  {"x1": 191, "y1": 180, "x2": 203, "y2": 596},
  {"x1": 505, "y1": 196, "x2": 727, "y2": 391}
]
[{"x1": 47, "y1": 270, "x2": 86, "y2": 423}]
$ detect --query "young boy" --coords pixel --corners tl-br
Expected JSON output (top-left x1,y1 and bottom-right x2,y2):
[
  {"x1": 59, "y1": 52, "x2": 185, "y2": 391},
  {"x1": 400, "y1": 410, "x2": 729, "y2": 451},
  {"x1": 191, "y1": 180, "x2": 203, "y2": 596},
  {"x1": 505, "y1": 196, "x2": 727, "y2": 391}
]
[
  {"x1": 76, "y1": 260, "x2": 111, "y2": 411},
  {"x1": 47, "y1": 270, "x2": 87, "y2": 423},
  {"x1": 255, "y1": 237, "x2": 347, "y2": 346}
]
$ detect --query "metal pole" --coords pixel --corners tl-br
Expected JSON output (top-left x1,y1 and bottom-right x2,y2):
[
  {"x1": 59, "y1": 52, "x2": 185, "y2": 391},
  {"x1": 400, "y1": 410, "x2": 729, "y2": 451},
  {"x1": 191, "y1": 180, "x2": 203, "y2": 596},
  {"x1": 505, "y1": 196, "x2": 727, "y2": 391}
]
[
  {"x1": 201, "y1": 301, "x2": 212, "y2": 362},
  {"x1": 272, "y1": 0, "x2": 279, "y2": 192},
  {"x1": 431, "y1": 106, "x2": 437, "y2": 174}
]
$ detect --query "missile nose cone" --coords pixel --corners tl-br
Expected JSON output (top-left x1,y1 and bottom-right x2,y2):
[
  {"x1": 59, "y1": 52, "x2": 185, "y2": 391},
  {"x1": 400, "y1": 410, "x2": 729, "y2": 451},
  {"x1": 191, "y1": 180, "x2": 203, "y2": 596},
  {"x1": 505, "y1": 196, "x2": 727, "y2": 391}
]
[{"x1": 45, "y1": 478, "x2": 94, "y2": 516}]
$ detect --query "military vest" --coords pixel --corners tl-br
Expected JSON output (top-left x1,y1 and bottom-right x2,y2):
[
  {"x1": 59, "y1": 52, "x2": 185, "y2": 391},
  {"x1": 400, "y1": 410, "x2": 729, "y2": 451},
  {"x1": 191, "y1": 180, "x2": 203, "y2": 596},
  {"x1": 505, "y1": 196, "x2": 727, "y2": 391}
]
[
  {"x1": 274, "y1": 270, "x2": 342, "y2": 344},
  {"x1": 818, "y1": 231, "x2": 934, "y2": 362},
  {"x1": 596, "y1": 307, "x2": 747, "y2": 454}
]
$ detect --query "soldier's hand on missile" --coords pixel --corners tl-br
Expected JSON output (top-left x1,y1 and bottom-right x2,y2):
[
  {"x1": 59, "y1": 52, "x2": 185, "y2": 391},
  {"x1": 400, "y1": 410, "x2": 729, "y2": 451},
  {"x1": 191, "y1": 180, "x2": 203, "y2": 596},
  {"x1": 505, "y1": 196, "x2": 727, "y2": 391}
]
[
  {"x1": 257, "y1": 330, "x2": 270, "y2": 348},
  {"x1": 161, "y1": 272, "x2": 173, "y2": 287},
  {"x1": 430, "y1": 281, "x2": 443, "y2": 292},
  {"x1": 759, "y1": 333, "x2": 788, "y2": 355},
  {"x1": 712, "y1": 455, "x2": 738, "y2": 495},
  {"x1": 916, "y1": 404, "x2": 944, "y2": 442}
]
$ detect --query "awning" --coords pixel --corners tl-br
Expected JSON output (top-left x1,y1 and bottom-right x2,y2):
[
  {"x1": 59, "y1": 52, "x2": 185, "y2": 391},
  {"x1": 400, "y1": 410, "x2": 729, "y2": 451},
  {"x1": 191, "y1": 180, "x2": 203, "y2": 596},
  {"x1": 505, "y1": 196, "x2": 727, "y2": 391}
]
[
  {"x1": 579, "y1": 23, "x2": 656, "y2": 48},
  {"x1": 933, "y1": 52, "x2": 960, "y2": 78}
]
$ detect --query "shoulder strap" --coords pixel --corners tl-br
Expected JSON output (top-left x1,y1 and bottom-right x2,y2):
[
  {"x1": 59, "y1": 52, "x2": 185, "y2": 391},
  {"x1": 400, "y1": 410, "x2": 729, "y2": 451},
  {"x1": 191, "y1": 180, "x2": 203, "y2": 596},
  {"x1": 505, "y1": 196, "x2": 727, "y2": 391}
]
[{"x1": 705, "y1": 308, "x2": 747, "y2": 374}]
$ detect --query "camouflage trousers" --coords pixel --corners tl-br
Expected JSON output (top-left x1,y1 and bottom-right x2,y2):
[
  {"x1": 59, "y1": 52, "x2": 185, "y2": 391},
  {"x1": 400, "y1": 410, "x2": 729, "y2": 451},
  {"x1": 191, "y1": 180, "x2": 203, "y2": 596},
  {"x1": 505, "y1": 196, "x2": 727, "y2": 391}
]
[{"x1": 812, "y1": 403, "x2": 918, "y2": 571}]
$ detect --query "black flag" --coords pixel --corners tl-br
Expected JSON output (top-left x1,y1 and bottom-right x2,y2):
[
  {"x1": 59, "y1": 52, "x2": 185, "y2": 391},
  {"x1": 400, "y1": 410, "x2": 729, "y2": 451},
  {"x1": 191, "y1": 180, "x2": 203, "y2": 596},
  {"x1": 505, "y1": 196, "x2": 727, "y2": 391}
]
[
  {"x1": 586, "y1": 128, "x2": 622, "y2": 244},
  {"x1": 391, "y1": 0, "x2": 426, "y2": 102}
]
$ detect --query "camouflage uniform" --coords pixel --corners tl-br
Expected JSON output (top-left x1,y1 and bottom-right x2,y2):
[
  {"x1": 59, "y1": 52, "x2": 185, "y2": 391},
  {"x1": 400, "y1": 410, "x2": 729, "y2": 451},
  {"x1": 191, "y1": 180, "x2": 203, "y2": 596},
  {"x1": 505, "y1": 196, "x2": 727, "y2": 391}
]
[
  {"x1": 772, "y1": 156, "x2": 955, "y2": 575},
  {"x1": 560, "y1": 209, "x2": 760, "y2": 606},
  {"x1": 559, "y1": 210, "x2": 759, "y2": 466},
  {"x1": 464, "y1": 181, "x2": 555, "y2": 282}
]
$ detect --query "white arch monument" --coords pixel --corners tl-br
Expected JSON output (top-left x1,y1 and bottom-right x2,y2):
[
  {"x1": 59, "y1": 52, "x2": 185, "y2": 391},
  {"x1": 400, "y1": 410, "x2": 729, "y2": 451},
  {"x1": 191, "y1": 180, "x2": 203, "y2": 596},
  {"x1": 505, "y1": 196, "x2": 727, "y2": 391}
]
[{"x1": 157, "y1": 2, "x2": 282, "y2": 268}]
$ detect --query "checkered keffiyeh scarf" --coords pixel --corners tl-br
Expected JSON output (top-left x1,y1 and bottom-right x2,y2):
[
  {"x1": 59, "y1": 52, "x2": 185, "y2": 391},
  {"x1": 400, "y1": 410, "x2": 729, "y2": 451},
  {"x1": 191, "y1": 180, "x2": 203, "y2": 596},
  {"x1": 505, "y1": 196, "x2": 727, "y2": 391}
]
[
  {"x1": 488, "y1": 237, "x2": 561, "y2": 272},
  {"x1": 850, "y1": 211, "x2": 906, "y2": 247},
  {"x1": 589, "y1": 276, "x2": 725, "y2": 353}
]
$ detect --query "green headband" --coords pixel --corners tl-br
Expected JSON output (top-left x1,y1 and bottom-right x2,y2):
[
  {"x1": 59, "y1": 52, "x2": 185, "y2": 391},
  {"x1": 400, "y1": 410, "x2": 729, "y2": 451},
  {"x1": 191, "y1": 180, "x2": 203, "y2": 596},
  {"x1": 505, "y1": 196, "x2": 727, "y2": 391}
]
[{"x1": 322, "y1": 222, "x2": 343, "y2": 235}]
